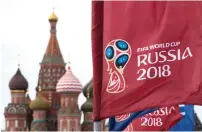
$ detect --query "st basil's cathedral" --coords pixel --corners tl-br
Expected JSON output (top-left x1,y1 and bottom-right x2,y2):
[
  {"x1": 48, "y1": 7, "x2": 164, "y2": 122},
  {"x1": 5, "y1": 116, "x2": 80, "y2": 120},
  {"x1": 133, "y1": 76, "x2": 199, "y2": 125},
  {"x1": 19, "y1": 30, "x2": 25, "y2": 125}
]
[
  {"x1": 3, "y1": 11, "x2": 106, "y2": 131},
  {"x1": 3, "y1": 11, "x2": 202, "y2": 131}
]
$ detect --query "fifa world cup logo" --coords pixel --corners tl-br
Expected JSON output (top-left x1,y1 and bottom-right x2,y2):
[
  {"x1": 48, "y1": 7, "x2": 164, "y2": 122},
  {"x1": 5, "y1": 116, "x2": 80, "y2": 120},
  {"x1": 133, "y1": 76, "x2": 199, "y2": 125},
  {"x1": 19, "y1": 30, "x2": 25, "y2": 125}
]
[{"x1": 105, "y1": 39, "x2": 132, "y2": 94}]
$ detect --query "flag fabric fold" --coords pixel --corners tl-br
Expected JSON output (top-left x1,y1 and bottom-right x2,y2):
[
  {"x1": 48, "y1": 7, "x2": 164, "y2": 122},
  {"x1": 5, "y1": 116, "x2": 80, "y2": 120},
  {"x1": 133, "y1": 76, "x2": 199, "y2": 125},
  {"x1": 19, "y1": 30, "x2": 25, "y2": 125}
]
[
  {"x1": 109, "y1": 105, "x2": 194, "y2": 131},
  {"x1": 109, "y1": 108, "x2": 157, "y2": 131},
  {"x1": 91, "y1": 1, "x2": 104, "y2": 121},
  {"x1": 108, "y1": 106, "x2": 181, "y2": 131},
  {"x1": 92, "y1": 1, "x2": 202, "y2": 120},
  {"x1": 169, "y1": 105, "x2": 194, "y2": 131},
  {"x1": 127, "y1": 106, "x2": 182, "y2": 131}
]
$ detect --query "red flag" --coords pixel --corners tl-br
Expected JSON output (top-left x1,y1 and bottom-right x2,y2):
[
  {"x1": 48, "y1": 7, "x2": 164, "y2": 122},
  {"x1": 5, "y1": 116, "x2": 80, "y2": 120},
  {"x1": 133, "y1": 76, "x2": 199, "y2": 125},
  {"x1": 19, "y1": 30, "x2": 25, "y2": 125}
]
[
  {"x1": 123, "y1": 106, "x2": 182, "y2": 131},
  {"x1": 92, "y1": 1, "x2": 202, "y2": 120}
]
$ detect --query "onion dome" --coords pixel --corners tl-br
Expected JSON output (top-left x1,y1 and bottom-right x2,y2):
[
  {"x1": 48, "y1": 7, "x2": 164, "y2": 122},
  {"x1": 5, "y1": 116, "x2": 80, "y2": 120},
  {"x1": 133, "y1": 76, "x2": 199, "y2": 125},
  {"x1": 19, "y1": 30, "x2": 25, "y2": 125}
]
[
  {"x1": 56, "y1": 64, "x2": 82, "y2": 93},
  {"x1": 30, "y1": 94, "x2": 50, "y2": 110},
  {"x1": 81, "y1": 78, "x2": 93, "y2": 112},
  {"x1": 81, "y1": 98, "x2": 93, "y2": 112},
  {"x1": 49, "y1": 11, "x2": 58, "y2": 21},
  {"x1": 83, "y1": 78, "x2": 93, "y2": 98},
  {"x1": 9, "y1": 68, "x2": 28, "y2": 90}
]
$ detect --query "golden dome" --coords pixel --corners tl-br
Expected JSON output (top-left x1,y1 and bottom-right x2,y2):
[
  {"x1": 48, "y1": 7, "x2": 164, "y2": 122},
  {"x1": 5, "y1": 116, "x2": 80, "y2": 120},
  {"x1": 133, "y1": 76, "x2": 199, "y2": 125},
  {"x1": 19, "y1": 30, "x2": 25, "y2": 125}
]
[
  {"x1": 49, "y1": 11, "x2": 58, "y2": 21},
  {"x1": 30, "y1": 94, "x2": 50, "y2": 110}
]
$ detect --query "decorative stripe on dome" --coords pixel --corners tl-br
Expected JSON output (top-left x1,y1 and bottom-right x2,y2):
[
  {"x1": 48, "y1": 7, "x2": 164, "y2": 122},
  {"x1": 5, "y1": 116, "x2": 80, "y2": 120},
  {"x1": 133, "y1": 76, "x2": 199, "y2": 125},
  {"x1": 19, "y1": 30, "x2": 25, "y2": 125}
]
[
  {"x1": 56, "y1": 82, "x2": 82, "y2": 87},
  {"x1": 56, "y1": 87, "x2": 82, "y2": 90},
  {"x1": 57, "y1": 80, "x2": 81, "y2": 84},
  {"x1": 57, "y1": 77, "x2": 79, "y2": 81},
  {"x1": 56, "y1": 85, "x2": 82, "y2": 89},
  {"x1": 56, "y1": 88, "x2": 82, "y2": 92}
]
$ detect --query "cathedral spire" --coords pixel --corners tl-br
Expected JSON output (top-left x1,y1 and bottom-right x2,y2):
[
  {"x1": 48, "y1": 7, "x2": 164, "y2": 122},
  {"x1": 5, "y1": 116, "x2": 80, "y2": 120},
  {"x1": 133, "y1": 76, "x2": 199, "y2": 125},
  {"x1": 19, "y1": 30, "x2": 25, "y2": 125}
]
[{"x1": 41, "y1": 10, "x2": 65, "y2": 65}]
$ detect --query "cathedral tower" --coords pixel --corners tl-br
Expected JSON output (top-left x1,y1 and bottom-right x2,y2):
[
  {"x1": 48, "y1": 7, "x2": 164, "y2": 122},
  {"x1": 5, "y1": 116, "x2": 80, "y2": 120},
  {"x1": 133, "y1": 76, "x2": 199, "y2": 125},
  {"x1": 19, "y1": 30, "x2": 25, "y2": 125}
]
[
  {"x1": 4, "y1": 67, "x2": 32, "y2": 131},
  {"x1": 56, "y1": 63, "x2": 82, "y2": 131},
  {"x1": 36, "y1": 11, "x2": 66, "y2": 131}
]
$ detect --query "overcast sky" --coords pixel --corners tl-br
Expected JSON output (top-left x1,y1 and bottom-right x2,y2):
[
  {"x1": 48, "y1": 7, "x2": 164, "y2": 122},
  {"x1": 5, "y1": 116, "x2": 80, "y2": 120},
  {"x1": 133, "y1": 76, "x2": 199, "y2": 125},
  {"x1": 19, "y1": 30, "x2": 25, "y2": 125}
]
[{"x1": 0, "y1": 0, "x2": 202, "y2": 130}]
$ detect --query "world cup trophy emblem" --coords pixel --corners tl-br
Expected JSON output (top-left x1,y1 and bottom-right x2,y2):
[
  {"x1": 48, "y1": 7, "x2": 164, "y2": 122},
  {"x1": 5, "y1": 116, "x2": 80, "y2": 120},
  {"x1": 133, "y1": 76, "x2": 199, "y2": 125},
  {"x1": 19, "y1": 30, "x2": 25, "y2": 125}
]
[{"x1": 105, "y1": 39, "x2": 132, "y2": 94}]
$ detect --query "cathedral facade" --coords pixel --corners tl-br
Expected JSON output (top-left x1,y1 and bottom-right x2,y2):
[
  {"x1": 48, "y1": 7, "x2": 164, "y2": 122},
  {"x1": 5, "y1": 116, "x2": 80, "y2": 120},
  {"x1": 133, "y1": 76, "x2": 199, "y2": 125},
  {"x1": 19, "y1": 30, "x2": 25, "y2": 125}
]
[{"x1": 3, "y1": 11, "x2": 102, "y2": 131}]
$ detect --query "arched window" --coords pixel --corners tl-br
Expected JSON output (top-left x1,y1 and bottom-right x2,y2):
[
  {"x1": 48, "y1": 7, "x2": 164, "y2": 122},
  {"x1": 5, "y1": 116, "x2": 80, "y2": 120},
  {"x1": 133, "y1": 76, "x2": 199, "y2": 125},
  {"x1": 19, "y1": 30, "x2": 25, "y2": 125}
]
[
  {"x1": 8, "y1": 107, "x2": 16, "y2": 113},
  {"x1": 18, "y1": 107, "x2": 26, "y2": 113}
]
